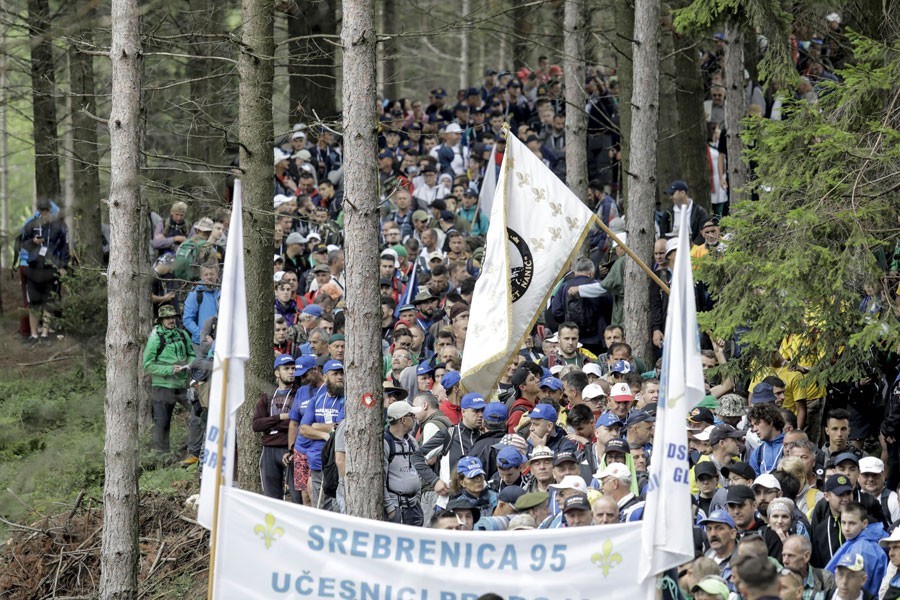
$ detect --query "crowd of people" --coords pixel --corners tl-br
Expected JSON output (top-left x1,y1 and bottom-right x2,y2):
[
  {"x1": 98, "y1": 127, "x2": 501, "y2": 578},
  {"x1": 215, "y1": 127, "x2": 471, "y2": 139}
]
[{"x1": 126, "y1": 9, "x2": 900, "y2": 600}]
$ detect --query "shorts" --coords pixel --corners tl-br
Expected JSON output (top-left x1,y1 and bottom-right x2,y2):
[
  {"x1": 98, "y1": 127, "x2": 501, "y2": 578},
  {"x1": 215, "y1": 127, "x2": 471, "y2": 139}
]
[
  {"x1": 849, "y1": 402, "x2": 883, "y2": 441},
  {"x1": 293, "y1": 450, "x2": 310, "y2": 491}
]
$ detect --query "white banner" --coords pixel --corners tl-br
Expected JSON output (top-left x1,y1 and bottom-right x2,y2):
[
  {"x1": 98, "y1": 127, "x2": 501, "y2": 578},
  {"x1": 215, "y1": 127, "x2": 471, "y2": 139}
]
[
  {"x1": 460, "y1": 133, "x2": 594, "y2": 395},
  {"x1": 639, "y1": 208, "x2": 705, "y2": 583},
  {"x1": 212, "y1": 487, "x2": 654, "y2": 599},
  {"x1": 478, "y1": 143, "x2": 498, "y2": 218},
  {"x1": 198, "y1": 181, "x2": 251, "y2": 529}
]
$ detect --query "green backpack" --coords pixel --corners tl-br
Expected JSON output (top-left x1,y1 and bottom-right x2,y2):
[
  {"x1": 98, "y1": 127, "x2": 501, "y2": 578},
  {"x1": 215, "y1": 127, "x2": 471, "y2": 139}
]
[{"x1": 174, "y1": 239, "x2": 209, "y2": 281}]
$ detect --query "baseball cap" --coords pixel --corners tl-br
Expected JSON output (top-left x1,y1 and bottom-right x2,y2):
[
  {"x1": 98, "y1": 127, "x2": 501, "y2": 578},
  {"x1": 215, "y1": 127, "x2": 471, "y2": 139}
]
[
  {"x1": 860, "y1": 456, "x2": 884, "y2": 474},
  {"x1": 836, "y1": 552, "x2": 865, "y2": 572},
  {"x1": 691, "y1": 576, "x2": 730, "y2": 600},
  {"x1": 698, "y1": 509, "x2": 735, "y2": 529},
  {"x1": 752, "y1": 474, "x2": 781, "y2": 491},
  {"x1": 273, "y1": 271, "x2": 286, "y2": 283},
  {"x1": 582, "y1": 363, "x2": 602, "y2": 378},
  {"x1": 387, "y1": 402, "x2": 422, "y2": 421},
  {"x1": 416, "y1": 363, "x2": 434, "y2": 376},
  {"x1": 328, "y1": 334, "x2": 345, "y2": 344},
  {"x1": 610, "y1": 383, "x2": 634, "y2": 403},
  {"x1": 582, "y1": 383, "x2": 606, "y2": 401},
  {"x1": 721, "y1": 462, "x2": 755, "y2": 481},
  {"x1": 595, "y1": 412, "x2": 623, "y2": 428},
  {"x1": 544, "y1": 332, "x2": 559, "y2": 343},
  {"x1": 709, "y1": 424, "x2": 744, "y2": 445},
  {"x1": 293, "y1": 355, "x2": 318, "y2": 377},
  {"x1": 461, "y1": 393, "x2": 487, "y2": 410},
  {"x1": 693, "y1": 425, "x2": 716, "y2": 441},
  {"x1": 562, "y1": 493, "x2": 591, "y2": 513},
  {"x1": 323, "y1": 359, "x2": 344, "y2": 373},
  {"x1": 444, "y1": 123, "x2": 463, "y2": 134},
  {"x1": 694, "y1": 461, "x2": 719, "y2": 479},
  {"x1": 665, "y1": 238, "x2": 679, "y2": 255},
  {"x1": 273, "y1": 354, "x2": 296, "y2": 369},
  {"x1": 483, "y1": 402, "x2": 508, "y2": 424},
  {"x1": 528, "y1": 445, "x2": 555, "y2": 462},
  {"x1": 411, "y1": 209, "x2": 429, "y2": 222},
  {"x1": 301, "y1": 304, "x2": 323, "y2": 318},
  {"x1": 496, "y1": 446, "x2": 525, "y2": 469},
  {"x1": 457, "y1": 456, "x2": 486, "y2": 479},
  {"x1": 594, "y1": 462, "x2": 631, "y2": 481},
  {"x1": 665, "y1": 180, "x2": 689, "y2": 194},
  {"x1": 539, "y1": 376, "x2": 563, "y2": 391},
  {"x1": 398, "y1": 303, "x2": 416, "y2": 314},
  {"x1": 725, "y1": 485, "x2": 756, "y2": 505},
  {"x1": 610, "y1": 360, "x2": 632, "y2": 374},
  {"x1": 834, "y1": 452, "x2": 860, "y2": 467},
  {"x1": 285, "y1": 232, "x2": 306, "y2": 245},
  {"x1": 625, "y1": 410, "x2": 655, "y2": 428},
  {"x1": 688, "y1": 406, "x2": 715, "y2": 426},
  {"x1": 549, "y1": 365, "x2": 564, "y2": 376},
  {"x1": 312, "y1": 263, "x2": 330, "y2": 274},
  {"x1": 508, "y1": 514, "x2": 537, "y2": 530},
  {"x1": 751, "y1": 382, "x2": 777, "y2": 404},
  {"x1": 498, "y1": 485, "x2": 526, "y2": 505},
  {"x1": 879, "y1": 528, "x2": 900, "y2": 548},
  {"x1": 825, "y1": 474, "x2": 853, "y2": 495},
  {"x1": 604, "y1": 438, "x2": 630, "y2": 456},
  {"x1": 552, "y1": 451, "x2": 578, "y2": 467},
  {"x1": 492, "y1": 433, "x2": 528, "y2": 453},
  {"x1": 717, "y1": 393, "x2": 747, "y2": 417},
  {"x1": 514, "y1": 491, "x2": 549, "y2": 511},
  {"x1": 529, "y1": 404, "x2": 557, "y2": 422},
  {"x1": 549, "y1": 475, "x2": 587, "y2": 493},
  {"x1": 441, "y1": 371, "x2": 461, "y2": 389}
]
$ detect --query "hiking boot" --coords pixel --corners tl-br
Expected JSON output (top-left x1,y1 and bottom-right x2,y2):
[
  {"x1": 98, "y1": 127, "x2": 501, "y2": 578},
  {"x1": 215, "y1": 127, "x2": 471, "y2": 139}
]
[{"x1": 180, "y1": 455, "x2": 199, "y2": 467}]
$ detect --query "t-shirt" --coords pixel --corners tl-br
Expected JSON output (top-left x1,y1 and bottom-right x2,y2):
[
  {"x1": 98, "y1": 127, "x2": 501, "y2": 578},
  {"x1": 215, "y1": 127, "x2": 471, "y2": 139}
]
[
  {"x1": 749, "y1": 366, "x2": 807, "y2": 413},
  {"x1": 299, "y1": 391, "x2": 344, "y2": 470},
  {"x1": 289, "y1": 383, "x2": 325, "y2": 453}
]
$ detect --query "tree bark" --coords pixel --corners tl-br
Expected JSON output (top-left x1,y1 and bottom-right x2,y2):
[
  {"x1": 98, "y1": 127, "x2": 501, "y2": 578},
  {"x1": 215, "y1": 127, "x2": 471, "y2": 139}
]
[
  {"x1": 511, "y1": 0, "x2": 532, "y2": 70},
  {"x1": 673, "y1": 23, "x2": 710, "y2": 211},
  {"x1": 613, "y1": 0, "x2": 634, "y2": 204},
  {"x1": 101, "y1": 0, "x2": 143, "y2": 597},
  {"x1": 183, "y1": 0, "x2": 218, "y2": 200},
  {"x1": 459, "y1": 0, "x2": 470, "y2": 91},
  {"x1": 564, "y1": 0, "x2": 587, "y2": 200},
  {"x1": 341, "y1": 0, "x2": 384, "y2": 521},
  {"x1": 1, "y1": 0, "x2": 9, "y2": 271},
  {"x1": 235, "y1": 0, "x2": 274, "y2": 494},
  {"x1": 656, "y1": 7, "x2": 681, "y2": 199},
  {"x1": 69, "y1": 7, "x2": 104, "y2": 267},
  {"x1": 286, "y1": 0, "x2": 337, "y2": 123},
  {"x1": 622, "y1": 0, "x2": 659, "y2": 365},
  {"x1": 27, "y1": 0, "x2": 61, "y2": 203},
  {"x1": 381, "y1": 0, "x2": 399, "y2": 101},
  {"x1": 723, "y1": 22, "x2": 746, "y2": 202}
]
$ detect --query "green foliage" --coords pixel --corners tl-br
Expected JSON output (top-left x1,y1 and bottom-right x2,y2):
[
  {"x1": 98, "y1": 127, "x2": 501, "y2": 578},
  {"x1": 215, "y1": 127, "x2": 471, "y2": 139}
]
[
  {"x1": 57, "y1": 267, "x2": 109, "y2": 351},
  {"x1": 697, "y1": 33, "x2": 900, "y2": 384}
]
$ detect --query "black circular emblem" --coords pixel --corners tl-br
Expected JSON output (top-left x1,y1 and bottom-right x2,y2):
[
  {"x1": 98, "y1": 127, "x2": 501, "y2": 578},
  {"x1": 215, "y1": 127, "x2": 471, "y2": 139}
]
[{"x1": 507, "y1": 228, "x2": 534, "y2": 302}]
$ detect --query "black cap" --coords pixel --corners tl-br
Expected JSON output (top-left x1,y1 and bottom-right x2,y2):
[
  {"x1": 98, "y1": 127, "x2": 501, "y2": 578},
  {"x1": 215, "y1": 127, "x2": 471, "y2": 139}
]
[
  {"x1": 725, "y1": 484, "x2": 755, "y2": 505},
  {"x1": 688, "y1": 407, "x2": 715, "y2": 425},
  {"x1": 665, "y1": 180, "x2": 689, "y2": 194},
  {"x1": 721, "y1": 462, "x2": 755, "y2": 481},
  {"x1": 553, "y1": 451, "x2": 578, "y2": 466},
  {"x1": 695, "y1": 461, "x2": 719, "y2": 479},
  {"x1": 604, "y1": 438, "x2": 630, "y2": 456},
  {"x1": 498, "y1": 485, "x2": 526, "y2": 504},
  {"x1": 709, "y1": 424, "x2": 744, "y2": 446},
  {"x1": 824, "y1": 474, "x2": 853, "y2": 495}
]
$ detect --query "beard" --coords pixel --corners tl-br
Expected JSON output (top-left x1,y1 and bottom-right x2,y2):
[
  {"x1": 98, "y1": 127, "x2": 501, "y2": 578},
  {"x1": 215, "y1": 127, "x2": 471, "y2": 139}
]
[{"x1": 326, "y1": 381, "x2": 344, "y2": 398}]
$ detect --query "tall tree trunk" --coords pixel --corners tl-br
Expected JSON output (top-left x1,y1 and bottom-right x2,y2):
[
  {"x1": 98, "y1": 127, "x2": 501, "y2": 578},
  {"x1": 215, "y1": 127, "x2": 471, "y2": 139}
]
[
  {"x1": 287, "y1": 0, "x2": 337, "y2": 123},
  {"x1": 235, "y1": 0, "x2": 274, "y2": 494},
  {"x1": 1, "y1": 0, "x2": 9, "y2": 271},
  {"x1": 564, "y1": 0, "x2": 587, "y2": 199},
  {"x1": 723, "y1": 23, "x2": 746, "y2": 202},
  {"x1": 459, "y1": 0, "x2": 470, "y2": 91},
  {"x1": 101, "y1": 0, "x2": 143, "y2": 597},
  {"x1": 673, "y1": 24, "x2": 710, "y2": 210},
  {"x1": 184, "y1": 0, "x2": 217, "y2": 200},
  {"x1": 511, "y1": 0, "x2": 532, "y2": 69},
  {"x1": 341, "y1": 0, "x2": 383, "y2": 521},
  {"x1": 63, "y1": 63, "x2": 75, "y2": 242},
  {"x1": 622, "y1": 0, "x2": 659, "y2": 365},
  {"x1": 613, "y1": 0, "x2": 634, "y2": 204},
  {"x1": 656, "y1": 7, "x2": 680, "y2": 199},
  {"x1": 381, "y1": 0, "x2": 398, "y2": 100},
  {"x1": 69, "y1": 8, "x2": 104, "y2": 266},
  {"x1": 27, "y1": 0, "x2": 61, "y2": 203}
]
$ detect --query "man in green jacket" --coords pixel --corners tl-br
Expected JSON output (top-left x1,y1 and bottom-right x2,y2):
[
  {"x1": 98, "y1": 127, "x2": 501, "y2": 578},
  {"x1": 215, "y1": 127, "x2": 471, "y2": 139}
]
[{"x1": 142, "y1": 304, "x2": 196, "y2": 458}]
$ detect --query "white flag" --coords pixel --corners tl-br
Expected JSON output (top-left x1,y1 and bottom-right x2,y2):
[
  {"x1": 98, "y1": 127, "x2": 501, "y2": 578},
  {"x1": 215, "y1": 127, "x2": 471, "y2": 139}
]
[
  {"x1": 639, "y1": 209, "x2": 705, "y2": 585},
  {"x1": 478, "y1": 142, "x2": 498, "y2": 217},
  {"x1": 460, "y1": 134, "x2": 594, "y2": 395},
  {"x1": 198, "y1": 180, "x2": 250, "y2": 530}
]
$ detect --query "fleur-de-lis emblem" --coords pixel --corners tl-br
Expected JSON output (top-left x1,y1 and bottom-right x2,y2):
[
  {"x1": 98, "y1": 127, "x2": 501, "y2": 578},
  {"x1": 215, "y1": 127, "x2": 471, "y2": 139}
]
[
  {"x1": 548, "y1": 227, "x2": 561, "y2": 241},
  {"x1": 531, "y1": 187, "x2": 547, "y2": 203},
  {"x1": 507, "y1": 157, "x2": 516, "y2": 171},
  {"x1": 530, "y1": 237, "x2": 545, "y2": 252},
  {"x1": 253, "y1": 513, "x2": 284, "y2": 549},
  {"x1": 566, "y1": 216, "x2": 580, "y2": 231},
  {"x1": 591, "y1": 539, "x2": 623, "y2": 577},
  {"x1": 549, "y1": 202, "x2": 562, "y2": 216},
  {"x1": 515, "y1": 172, "x2": 532, "y2": 188}
]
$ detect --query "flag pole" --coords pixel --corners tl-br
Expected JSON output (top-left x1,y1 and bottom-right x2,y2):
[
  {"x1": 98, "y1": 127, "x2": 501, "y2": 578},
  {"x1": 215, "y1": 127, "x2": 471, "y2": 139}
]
[
  {"x1": 591, "y1": 214, "x2": 670, "y2": 295},
  {"x1": 205, "y1": 356, "x2": 229, "y2": 599}
]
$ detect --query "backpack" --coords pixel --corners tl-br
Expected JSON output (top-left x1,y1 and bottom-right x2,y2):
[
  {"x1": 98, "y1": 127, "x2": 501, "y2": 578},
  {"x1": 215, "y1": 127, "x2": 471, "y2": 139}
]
[
  {"x1": 152, "y1": 326, "x2": 192, "y2": 362},
  {"x1": 174, "y1": 239, "x2": 209, "y2": 281},
  {"x1": 564, "y1": 290, "x2": 599, "y2": 338},
  {"x1": 321, "y1": 430, "x2": 340, "y2": 498}
]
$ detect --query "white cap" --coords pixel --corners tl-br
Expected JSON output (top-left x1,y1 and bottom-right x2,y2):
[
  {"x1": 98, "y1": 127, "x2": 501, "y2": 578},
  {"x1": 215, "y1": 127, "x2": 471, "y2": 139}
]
[
  {"x1": 386, "y1": 402, "x2": 422, "y2": 421},
  {"x1": 582, "y1": 383, "x2": 607, "y2": 400},
  {"x1": 665, "y1": 238, "x2": 679, "y2": 255},
  {"x1": 860, "y1": 456, "x2": 884, "y2": 474},
  {"x1": 582, "y1": 363, "x2": 602, "y2": 378},
  {"x1": 880, "y1": 528, "x2": 900, "y2": 548},
  {"x1": 692, "y1": 425, "x2": 716, "y2": 441},
  {"x1": 609, "y1": 382, "x2": 634, "y2": 402},
  {"x1": 826, "y1": 12, "x2": 841, "y2": 23},
  {"x1": 306, "y1": 231, "x2": 322, "y2": 241},
  {"x1": 594, "y1": 462, "x2": 631, "y2": 482},
  {"x1": 444, "y1": 123, "x2": 463, "y2": 134},
  {"x1": 612, "y1": 232, "x2": 627, "y2": 248},
  {"x1": 273, "y1": 271, "x2": 286, "y2": 283},
  {"x1": 274, "y1": 194, "x2": 293, "y2": 208},
  {"x1": 548, "y1": 475, "x2": 587, "y2": 493},
  {"x1": 752, "y1": 474, "x2": 781, "y2": 491},
  {"x1": 427, "y1": 250, "x2": 446, "y2": 263},
  {"x1": 549, "y1": 365, "x2": 564, "y2": 376},
  {"x1": 327, "y1": 244, "x2": 341, "y2": 252},
  {"x1": 380, "y1": 248, "x2": 400, "y2": 268},
  {"x1": 545, "y1": 333, "x2": 559, "y2": 343}
]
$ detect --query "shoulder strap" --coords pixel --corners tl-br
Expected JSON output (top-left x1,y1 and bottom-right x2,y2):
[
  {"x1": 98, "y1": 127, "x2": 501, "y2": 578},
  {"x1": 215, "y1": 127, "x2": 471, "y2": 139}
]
[{"x1": 154, "y1": 327, "x2": 168, "y2": 361}]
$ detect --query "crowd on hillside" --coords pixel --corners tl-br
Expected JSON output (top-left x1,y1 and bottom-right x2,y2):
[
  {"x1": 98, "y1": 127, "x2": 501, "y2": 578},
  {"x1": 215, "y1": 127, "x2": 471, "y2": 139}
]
[{"x1": 7, "y1": 7, "x2": 897, "y2": 598}]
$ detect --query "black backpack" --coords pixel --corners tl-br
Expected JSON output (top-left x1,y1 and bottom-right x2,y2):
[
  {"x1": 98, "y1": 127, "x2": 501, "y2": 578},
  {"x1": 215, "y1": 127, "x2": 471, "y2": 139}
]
[
  {"x1": 321, "y1": 431, "x2": 340, "y2": 498},
  {"x1": 565, "y1": 292, "x2": 599, "y2": 338}
]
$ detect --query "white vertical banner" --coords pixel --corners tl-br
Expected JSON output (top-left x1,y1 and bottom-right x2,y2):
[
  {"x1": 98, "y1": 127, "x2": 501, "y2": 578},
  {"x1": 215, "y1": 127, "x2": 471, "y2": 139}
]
[
  {"x1": 478, "y1": 142, "x2": 498, "y2": 217},
  {"x1": 638, "y1": 209, "x2": 705, "y2": 586},
  {"x1": 197, "y1": 180, "x2": 250, "y2": 530},
  {"x1": 460, "y1": 133, "x2": 594, "y2": 395}
]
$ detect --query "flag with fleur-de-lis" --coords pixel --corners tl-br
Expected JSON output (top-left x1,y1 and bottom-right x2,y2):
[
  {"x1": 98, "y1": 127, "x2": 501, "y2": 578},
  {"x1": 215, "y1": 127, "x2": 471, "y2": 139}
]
[{"x1": 460, "y1": 133, "x2": 593, "y2": 395}]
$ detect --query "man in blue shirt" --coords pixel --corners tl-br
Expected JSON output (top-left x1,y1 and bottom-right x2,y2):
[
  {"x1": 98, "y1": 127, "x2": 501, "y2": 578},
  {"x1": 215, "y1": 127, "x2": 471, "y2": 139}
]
[
  {"x1": 287, "y1": 355, "x2": 324, "y2": 505},
  {"x1": 299, "y1": 359, "x2": 344, "y2": 510}
]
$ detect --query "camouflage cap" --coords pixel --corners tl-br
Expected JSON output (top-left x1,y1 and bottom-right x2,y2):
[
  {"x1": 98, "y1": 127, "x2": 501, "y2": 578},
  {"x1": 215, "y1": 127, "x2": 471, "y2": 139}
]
[
  {"x1": 716, "y1": 393, "x2": 747, "y2": 417},
  {"x1": 157, "y1": 305, "x2": 179, "y2": 319}
]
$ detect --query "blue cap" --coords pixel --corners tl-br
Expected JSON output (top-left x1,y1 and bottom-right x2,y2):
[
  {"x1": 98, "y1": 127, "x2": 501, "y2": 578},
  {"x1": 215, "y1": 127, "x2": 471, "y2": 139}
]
[
  {"x1": 323, "y1": 359, "x2": 344, "y2": 374},
  {"x1": 398, "y1": 303, "x2": 416, "y2": 313},
  {"x1": 416, "y1": 363, "x2": 434, "y2": 376},
  {"x1": 595, "y1": 412, "x2": 623, "y2": 428},
  {"x1": 301, "y1": 304, "x2": 323, "y2": 317},
  {"x1": 625, "y1": 410, "x2": 656, "y2": 428},
  {"x1": 699, "y1": 509, "x2": 735, "y2": 529},
  {"x1": 496, "y1": 446, "x2": 525, "y2": 469},
  {"x1": 457, "y1": 456, "x2": 486, "y2": 478},
  {"x1": 483, "y1": 402, "x2": 508, "y2": 424},
  {"x1": 833, "y1": 452, "x2": 860, "y2": 466},
  {"x1": 539, "y1": 376, "x2": 563, "y2": 391},
  {"x1": 541, "y1": 367, "x2": 552, "y2": 379},
  {"x1": 498, "y1": 485, "x2": 526, "y2": 504},
  {"x1": 751, "y1": 382, "x2": 777, "y2": 404},
  {"x1": 293, "y1": 355, "x2": 317, "y2": 377},
  {"x1": 611, "y1": 360, "x2": 632, "y2": 374},
  {"x1": 836, "y1": 552, "x2": 865, "y2": 572},
  {"x1": 529, "y1": 404, "x2": 557, "y2": 422},
  {"x1": 441, "y1": 371, "x2": 461, "y2": 390},
  {"x1": 274, "y1": 354, "x2": 296, "y2": 369},
  {"x1": 461, "y1": 393, "x2": 487, "y2": 410},
  {"x1": 665, "y1": 180, "x2": 689, "y2": 194}
]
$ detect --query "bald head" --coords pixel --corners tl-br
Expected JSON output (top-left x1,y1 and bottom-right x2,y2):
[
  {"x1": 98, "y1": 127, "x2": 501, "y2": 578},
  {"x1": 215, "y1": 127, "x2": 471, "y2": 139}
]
[{"x1": 591, "y1": 495, "x2": 619, "y2": 525}]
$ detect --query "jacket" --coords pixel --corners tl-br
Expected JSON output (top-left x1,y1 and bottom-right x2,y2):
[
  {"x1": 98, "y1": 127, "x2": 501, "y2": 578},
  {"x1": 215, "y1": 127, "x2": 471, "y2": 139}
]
[
  {"x1": 749, "y1": 432, "x2": 785, "y2": 475},
  {"x1": 468, "y1": 429, "x2": 507, "y2": 480},
  {"x1": 142, "y1": 325, "x2": 195, "y2": 389},
  {"x1": 548, "y1": 274, "x2": 611, "y2": 346},
  {"x1": 183, "y1": 285, "x2": 221, "y2": 344},
  {"x1": 658, "y1": 202, "x2": 709, "y2": 246},
  {"x1": 506, "y1": 397, "x2": 535, "y2": 433},
  {"x1": 419, "y1": 421, "x2": 480, "y2": 474},
  {"x1": 825, "y1": 522, "x2": 888, "y2": 597},
  {"x1": 251, "y1": 389, "x2": 294, "y2": 447}
]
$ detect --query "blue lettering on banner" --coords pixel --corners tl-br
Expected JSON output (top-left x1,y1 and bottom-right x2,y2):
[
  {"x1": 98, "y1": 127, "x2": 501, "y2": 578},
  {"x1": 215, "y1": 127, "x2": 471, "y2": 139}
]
[
  {"x1": 673, "y1": 467, "x2": 690, "y2": 484},
  {"x1": 373, "y1": 534, "x2": 391, "y2": 559},
  {"x1": 666, "y1": 443, "x2": 687, "y2": 461},
  {"x1": 206, "y1": 426, "x2": 219, "y2": 442},
  {"x1": 319, "y1": 576, "x2": 336, "y2": 597}
]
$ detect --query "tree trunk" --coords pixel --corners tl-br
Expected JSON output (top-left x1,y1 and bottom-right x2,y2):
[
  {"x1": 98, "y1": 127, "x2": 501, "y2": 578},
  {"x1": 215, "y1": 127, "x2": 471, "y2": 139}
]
[
  {"x1": 101, "y1": 0, "x2": 143, "y2": 597},
  {"x1": 235, "y1": 0, "x2": 274, "y2": 494},
  {"x1": 673, "y1": 24, "x2": 710, "y2": 211},
  {"x1": 69, "y1": 9, "x2": 104, "y2": 267},
  {"x1": 1, "y1": 0, "x2": 9, "y2": 271},
  {"x1": 723, "y1": 23, "x2": 746, "y2": 202},
  {"x1": 381, "y1": 0, "x2": 398, "y2": 101},
  {"x1": 564, "y1": 0, "x2": 587, "y2": 200},
  {"x1": 622, "y1": 0, "x2": 659, "y2": 365},
  {"x1": 341, "y1": 0, "x2": 384, "y2": 521},
  {"x1": 655, "y1": 8, "x2": 680, "y2": 199},
  {"x1": 511, "y1": 0, "x2": 532, "y2": 69},
  {"x1": 613, "y1": 0, "x2": 634, "y2": 204},
  {"x1": 287, "y1": 0, "x2": 338, "y2": 123},
  {"x1": 459, "y1": 0, "x2": 470, "y2": 91},
  {"x1": 27, "y1": 0, "x2": 61, "y2": 203},
  {"x1": 183, "y1": 0, "x2": 218, "y2": 200}
]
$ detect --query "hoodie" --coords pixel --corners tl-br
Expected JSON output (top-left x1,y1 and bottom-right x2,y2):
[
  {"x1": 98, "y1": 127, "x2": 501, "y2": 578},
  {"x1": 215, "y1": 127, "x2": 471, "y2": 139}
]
[
  {"x1": 507, "y1": 397, "x2": 535, "y2": 433},
  {"x1": 825, "y1": 522, "x2": 888, "y2": 597},
  {"x1": 749, "y1": 432, "x2": 784, "y2": 475}
]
